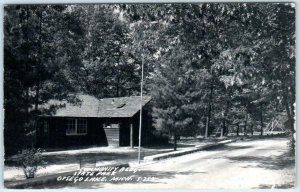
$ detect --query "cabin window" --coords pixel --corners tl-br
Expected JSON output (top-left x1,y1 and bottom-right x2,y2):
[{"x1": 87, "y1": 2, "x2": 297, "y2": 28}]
[
  {"x1": 66, "y1": 118, "x2": 87, "y2": 135},
  {"x1": 43, "y1": 120, "x2": 49, "y2": 134},
  {"x1": 103, "y1": 123, "x2": 120, "y2": 129},
  {"x1": 40, "y1": 120, "x2": 49, "y2": 135}
]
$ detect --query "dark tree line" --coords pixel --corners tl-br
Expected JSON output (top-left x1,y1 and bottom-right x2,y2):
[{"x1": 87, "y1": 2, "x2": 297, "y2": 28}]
[
  {"x1": 4, "y1": 3, "x2": 295, "y2": 155},
  {"x1": 121, "y1": 3, "x2": 295, "y2": 151},
  {"x1": 4, "y1": 5, "x2": 141, "y2": 156}
]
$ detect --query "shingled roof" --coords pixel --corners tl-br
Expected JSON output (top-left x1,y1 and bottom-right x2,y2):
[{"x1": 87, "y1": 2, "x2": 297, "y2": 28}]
[{"x1": 44, "y1": 94, "x2": 151, "y2": 118}]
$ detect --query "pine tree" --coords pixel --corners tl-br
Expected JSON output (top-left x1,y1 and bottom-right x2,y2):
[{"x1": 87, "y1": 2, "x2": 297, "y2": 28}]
[{"x1": 151, "y1": 47, "x2": 209, "y2": 150}]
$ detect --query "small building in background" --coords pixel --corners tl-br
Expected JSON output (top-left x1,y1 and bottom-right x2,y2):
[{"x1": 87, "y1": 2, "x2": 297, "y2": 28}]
[{"x1": 36, "y1": 94, "x2": 153, "y2": 149}]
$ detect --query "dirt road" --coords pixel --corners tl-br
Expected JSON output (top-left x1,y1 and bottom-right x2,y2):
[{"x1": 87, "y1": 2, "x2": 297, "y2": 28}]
[{"x1": 43, "y1": 137, "x2": 295, "y2": 189}]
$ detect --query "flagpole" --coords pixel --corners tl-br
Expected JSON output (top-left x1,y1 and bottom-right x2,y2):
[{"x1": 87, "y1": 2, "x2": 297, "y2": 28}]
[
  {"x1": 137, "y1": 20, "x2": 158, "y2": 164},
  {"x1": 138, "y1": 53, "x2": 144, "y2": 164}
]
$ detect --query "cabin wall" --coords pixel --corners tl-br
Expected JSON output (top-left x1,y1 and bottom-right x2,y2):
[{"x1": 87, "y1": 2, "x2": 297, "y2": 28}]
[
  {"x1": 131, "y1": 109, "x2": 152, "y2": 146},
  {"x1": 36, "y1": 108, "x2": 153, "y2": 149},
  {"x1": 36, "y1": 117, "x2": 107, "y2": 148},
  {"x1": 98, "y1": 117, "x2": 132, "y2": 147}
]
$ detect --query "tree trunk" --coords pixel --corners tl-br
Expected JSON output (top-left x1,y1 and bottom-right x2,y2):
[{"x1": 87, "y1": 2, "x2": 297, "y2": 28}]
[
  {"x1": 206, "y1": 81, "x2": 214, "y2": 137},
  {"x1": 260, "y1": 103, "x2": 264, "y2": 136},
  {"x1": 221, "y1": 118, "x2": 225, "y2": 137},
  {"x1": 282, "y1": 83, "x2": 295, "y2": 155},
  {"x1": 244, "y1": 114, "x2": 247, "y2": 136},
  {"x1": 116, "y1": 81, "x2": 119, "y2": 97},
  {"x1": 116, "y1": 60, "x2": 120, "y2": 97},
  {"x1": 250, "y1": 124, "x2": 253, "y2": 136},
  {"x1": 34, "y1": 81, "x2": 40, "y2": 112},
  {"x1": 221, "y1": 99, "x2": 229, "y2": 137},
  {"x1": 173, "y1": 132, "x2": 177, "y2": 151},
  {"x1": 283, "y1": 94, "x2": 295, "y2": 155},
  {"x1": 26, "y1": 89, "x2": 29, "y2": 118},
  {"x1": 25, "y1": 6, "x2": 30, "y2": 121},
  {"x1": 35, "y1": 8, "x2": 43, "y2": 113},
  {"x1": 290, "y1": 87, "x2": 296, "y2": 155},
  {"x1": 236, "y1": 124, "x2": 239, "y2": 136},
  {"x1": 205, "y1": 116, "x2": 209, "y2": 139}
]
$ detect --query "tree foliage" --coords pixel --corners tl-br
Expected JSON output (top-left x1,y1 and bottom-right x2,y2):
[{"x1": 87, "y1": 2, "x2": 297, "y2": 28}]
[{"x1": 4, "y1": 3, "x2": 295, "y2": 154}]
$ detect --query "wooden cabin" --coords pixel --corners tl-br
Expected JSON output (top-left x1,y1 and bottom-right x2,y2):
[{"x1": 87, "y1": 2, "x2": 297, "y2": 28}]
[{"x1": 36, "y1": 94, "x2": 152, "y2": 149}]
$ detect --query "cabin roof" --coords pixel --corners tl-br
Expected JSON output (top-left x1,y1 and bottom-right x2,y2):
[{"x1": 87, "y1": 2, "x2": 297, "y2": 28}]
[{"x1": 41, "y1": 94, "x2": 151, "y2": 118}]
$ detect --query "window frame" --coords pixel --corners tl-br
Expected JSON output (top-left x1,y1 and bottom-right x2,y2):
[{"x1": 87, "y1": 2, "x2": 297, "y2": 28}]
[
  {"x1": 66, "y1": 118, "x2": 87, "y2": 136},
  {"x1": 39, "y1": 119, "x2": 49, "y2": 135},
  {"x1": 43, "y1": 120, "x2": 49, "y2": 134},
  {"x1": 103, "y1": 123, "x2": 120, "y2": 129}
]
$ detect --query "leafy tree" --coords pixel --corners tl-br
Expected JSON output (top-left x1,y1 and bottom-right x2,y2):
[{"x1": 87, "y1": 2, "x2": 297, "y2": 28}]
[
  {"x1": 124, "y1": 3, "x2": 295, "y2": 147},
  {"x1": 255, "y1": 3, "x2": 295, "y2": 153},
  {"x1": 4, "y1": 5, "x2": 84, "y2": 156},
  {"x1": 4, "y1": 3, "x2": 295, "y2": 155},
  {"x1": 151, "y1": 46, "x2": 209, "y2": 150},
  {"x1": 70, "y1": 5, "x2": 141, "y2": 98}
]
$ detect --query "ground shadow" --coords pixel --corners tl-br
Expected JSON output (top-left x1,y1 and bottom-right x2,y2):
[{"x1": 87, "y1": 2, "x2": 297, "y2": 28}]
[
  {"x1": 5, "y1": 148, "x2": 174, "y2": 167},
  {"x1": 5, "y1": 152, "x2": 131, "y2": 166},
  {"x1": 31, "y1": 168, "x2": 206, "y2": 189},
  {"x1": 145, "y1": 143, "x2": 195, "y2": 150},
  {"x1": 203, "y1": 144, "x2": 254, "y2": 151},
  {"x1": 226, "y1": 151, "x2": 295, "y2": 171},
  {"x1": 255, "y1": 183, "x2": 294, "y2": 189}
]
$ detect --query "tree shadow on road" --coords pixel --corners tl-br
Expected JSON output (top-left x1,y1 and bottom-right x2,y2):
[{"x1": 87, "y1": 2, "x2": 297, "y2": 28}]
[
  {"x1": 226, "y1": 151, "x2": 295, "y2": 171},
  {"x1": 203, "y1": 144, "x2": 254, "y2": 151}
]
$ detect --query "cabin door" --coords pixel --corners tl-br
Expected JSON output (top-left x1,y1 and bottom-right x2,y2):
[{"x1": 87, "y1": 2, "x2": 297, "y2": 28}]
[
  {"x1": 103, "y1": 123, "x2": 120, "y2": 147},
  {"x1": 119, "y1": 122, "x2": 130, "y2": 146}
]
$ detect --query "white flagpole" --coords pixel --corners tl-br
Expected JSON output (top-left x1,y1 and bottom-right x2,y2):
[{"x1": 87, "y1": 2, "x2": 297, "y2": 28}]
[
  {"x1": 137, "y1": 20, "x2": 158, "y2": 164},
  {"x1": 138, "y1": 53, "x2": 144, "y2": 164}
]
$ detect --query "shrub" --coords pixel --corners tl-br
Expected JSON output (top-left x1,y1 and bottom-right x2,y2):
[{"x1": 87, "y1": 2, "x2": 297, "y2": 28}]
[{"x1": 17, "y1": 148, "x2": 46, "y2": 179}]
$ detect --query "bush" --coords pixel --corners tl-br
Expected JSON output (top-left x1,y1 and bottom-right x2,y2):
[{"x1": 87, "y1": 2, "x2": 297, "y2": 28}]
[
  {"x1": 17, "y1": 148, "x2": 46, "y2": 179},
  {"x1": 147, "y1": 131, "x2": 169, "y2": 146}
]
